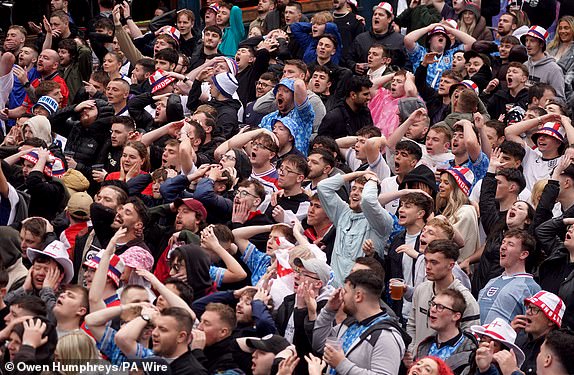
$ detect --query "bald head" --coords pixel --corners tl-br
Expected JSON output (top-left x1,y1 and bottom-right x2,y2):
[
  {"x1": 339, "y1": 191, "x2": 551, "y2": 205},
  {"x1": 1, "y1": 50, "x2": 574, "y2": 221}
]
[{"x1": 37, "y1": 49, "x2": 60, "y2": 75}]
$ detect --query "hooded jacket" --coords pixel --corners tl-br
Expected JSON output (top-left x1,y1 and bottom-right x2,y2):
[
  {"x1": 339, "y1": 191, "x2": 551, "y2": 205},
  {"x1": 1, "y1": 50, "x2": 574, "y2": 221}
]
[
  {"x1": 51, "y1": 99, "x2": 114, "y2": 178},
  {"x1": 177, "y1": 244, "x2": 216, "y2": 300},
  {"x1": 484, "y1": 87, "x2": 529, "y2": 120},
  {"x1": 0, "y1": 226, "x2": 28, "y2": 291},
  {"x1": 22, "y1": 116, "x2": 52, "y2": 145},
  {"x1": 317, "y1": 100, "x2": 374, "y2": 138},
  {"x1": 470, "y1": 16, "x2": 494, "y2": 42},
  {"x1": 525, "y1": 54, "x2": 565, "y2": 99},
  {"x1": 209, "y1": 98, "x2": 242, "y2": 139},
  {"x1": 469, "y1": 63, "x2": 493, "y2": 93}
]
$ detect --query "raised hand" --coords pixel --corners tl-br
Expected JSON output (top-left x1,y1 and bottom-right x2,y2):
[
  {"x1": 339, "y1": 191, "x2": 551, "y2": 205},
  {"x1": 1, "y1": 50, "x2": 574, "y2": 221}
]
[
  {"x1": 22, "y1": 318, "x2": 48, "y2": 348},
  {"x1": 422, "y1": 52, "x2": 439, "y2": 67}
]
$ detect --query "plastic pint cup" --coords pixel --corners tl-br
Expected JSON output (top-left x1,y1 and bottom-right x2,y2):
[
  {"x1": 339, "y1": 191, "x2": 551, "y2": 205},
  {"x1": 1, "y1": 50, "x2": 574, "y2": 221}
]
[
  {"x1": 325, "y1": 337, "x2": 342, "y2": 352},
  {"x1": 390, "y1": 278, "x2": 406, "y2": 300}
]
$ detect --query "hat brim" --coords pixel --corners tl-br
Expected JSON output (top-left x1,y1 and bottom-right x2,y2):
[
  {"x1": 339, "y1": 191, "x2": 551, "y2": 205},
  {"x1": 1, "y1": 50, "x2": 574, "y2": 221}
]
[
  {"x1": 520, "y1": 32, "x2": 546, "y2": 46},
  {"x1": 27, "y1": 247, "x2": 74, "y2": 284},
  {"x1": 470, "y1": 325, "x2": 526, "y2": 366},
  {"x1": 83, "y1": 258, "x2": 121, "y2": 287},
  {"x1": 426, "y1": 31, "x2": 451, "y2": 51},
  {"x1": 444, "y1": 169, "x2": 471, "y2": 196},
  {"x1": 531, "y1": 129, "x2": 565, "y2": 144}
]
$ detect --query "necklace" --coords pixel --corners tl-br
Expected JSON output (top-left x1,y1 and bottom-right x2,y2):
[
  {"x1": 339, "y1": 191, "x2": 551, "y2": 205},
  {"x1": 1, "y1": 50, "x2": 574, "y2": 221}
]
[{"x1": 333, "y1": 11, "x2": 350, "y2": 18}]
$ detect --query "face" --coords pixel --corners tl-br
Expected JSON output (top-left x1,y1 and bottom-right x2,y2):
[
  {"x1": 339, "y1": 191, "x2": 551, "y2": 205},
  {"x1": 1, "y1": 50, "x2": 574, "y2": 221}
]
[
  {"x1": 89, "y1": 78, "x2": 105, "y2": 94},
  {"x1": 368, "y1": 47, "x2": 388, "y2": 69},
  {"x1": 155, "y1": 98, "x2": 168, "y2": 123},
  {"x1": 216, "y1": 7, "x2": 231, "y2": 26},
  {"x1": 203, "y1": 30, "x2": 222, "y2": 50},
  {"x1": 466, "y1": 56, "x2": 484, "y2": 77},
  {"x1": 18, "y1": 47, "x2": 37, "y2": 67},
  {"x1": 282, "y1": 64, "x2": 305, "y2": 80},
  {"x1": 425, "y1": 130, "x2": 449, "y2": 155},
  {"x1": 198, "y1": 310, "x2": 228, "y2": 346},
  {"x1": 152, "y1": 178, "x2": 164, "y2": 199},
  {"x1": 110, "y1": 123, "x2": 131, "y2": 148},
  {"x1": 558, "y1": 20, "x2": 574, "y2": 43},
  {"x1": 204, "y1": 9, "x2": 217, "y2": 26},
  {"x1": 428, "y1": 294, "x2": 460, "y2": 331},
  {"x1": 155, "y1": 58, "x2": 173, "y2": 72},
  {"x1": 50, "y1": 16, "x2": 67, "y2": 35},
  {"x1": 397, "y1": 201, "x2": 423, "y2": 226},
  {"x1": 506, "y1": 201, "x2": 531, "y2": 229},
  {"x1": 257, "y1": 0, "x2": 273, "y2": 13},
  {"x1": 95, "y1": 186, "x2": 122, "y2": 210},
  {"x1": 153, "y1": 38, "x2": 171, "y2": 56},
  {"x1": 249, "y1": 138, "x2": 275, "y2": 168},
  {"x1": 21, "y1": 159, "x2": 35, "y2": 179},
  {"x1": 48, "y1": 87, "x2": 64, "y2": 106},
  {"x1": 82, "y1": 267, "x2": 95, "y2": 288},
  {"x1": 284, "y1": 5, "x2": 301, "y2": 25},
  {"x1": 266, "y1": 228, "x2": 286, "y2": 255},
  {"x1": 4, "y1": 28, "x2": 25, "y2": 52},
  {"x1": 394, "y1": 149, "x2": 417, "y2": 176},
  {"x1": 252, "y1": 349, "x2": 275, "y2": 375},
  {"x1": 390, "y1": 74, "x2": 406, "y2": 98},
  {"x1": 111, "y1": 202, "x2": 142, "y2": 231},
  {"x1": 438, "y1": 173, "x2": 454, "y2": 199},
  {"x1": 156, "y1": 283, "x2": 180, "y2": 311},
  {"x1": 37, "y1": 50, "x2": 59, "y2": 74},
  {"x1": 506, "y1": 66, "x2": 527, "y2": 90},
  {"x1": 316, "y1": 37, "x2": 336, "y2": 61},
  {"x1": 120, "y1": 146, "x2": 143, "y2": 173},
  {"x1": 307, "y1": 153, "x2": 330, "y2": 180},
  {"x1": 58, "y1": 48, "x2": 71, "y2": 66},
  {"x1": 372, "y1": 9, "x2": 391, "y2": 33},
  {"x1": 106, "y1": 81, "x2": 129, "y2": 105},
  {"x1": 536, "y1": 134, "x2": 560, "y2": 154},
  {"x1": 272, "y1": 120, "x2": 293, "y2": 149},
  {"x1": 311, "y1": 21, "x2": 326, "y2": 38},
  {"x1": 31, "y1": 259, "x2": 59, "y2": 289},
  {"x1": 7, "y1": 332, "x2": 21, "y2": 361},
  {"x1": 162, "y1": 143, "x2": 179, "y2": 168},
  {"x1": 499, "y1": 42, "x2": 513, "y2": 60},
  {"x1": 236, "y1": 294, "x2": 253, "y2": 323},
  {"x1": 437, "y1": 75, "x2": 458, "y2": 96},
  {"x1": 235, "y1": 47, "x2": 255, "y2": 70},
  {"x1": 419, "y1": 224, "x2": 448, "y2": 251},
  {"x1": 462, "y1": 10, "x2": 475, "y2": 25},
  {"x1": 256, "y1": 78, "x2": 275, "y2": 97},
  {"x1": 278, "y1": 161, "x2": 303, "y2": 189},
  {"x1": 349, "y1": 182, "x2": 365, "y2": 212},
  {"x1": 452, "y1": 52, "x2": 466, "y2": 72},
  {"x1": 499, "y1": 235, "x2": 527, "y2": 269},
  {"x1": 351, "y1": 87, "x2": 372, "y2": 106},
  {"x1": 53, "y1": 288, "x2": 86, "y2": 320},
  {"x1": 275, "y1": 85, "x2": 295, "y2": 113},
  {"x1": 306, "y1": 199, "x2": 329, "y2": 227},
  {"x1": 152, "y1": 315, "x2": 186, "y2": 357},
  {"x1": 524, "y1": 303, "x2": 553, "y2": 336},
  {"x1": 424, "y1": 251, "x2": 454, "y2": 281},
  {"x1": 177, "y1": 14, "x2": 193, "y2": 35},
  {"x1": 498, "y1": 14, "x2": 516, "y2": 35},
  {"x1": 50, "y1": 0, "x2": 66, "y2": 11},
  {"x1": 408, "y1": 357, "x2": 439, "y2": 375},
  {"x1": 79, "y1": 105, "x2": 98, "y2": 126},
  {"x1": 525, "y1": 36, "x2": 544, "y2": 57},
  {"x1": 234, "y1": 185, "x2": 260, "y2": 210},
  {"x1": 175, "y1": 205, "x2": 200, "y2": 232},
  {"x1": 220, "y1": 150, "x2": 237, "y2": 169},
  {"x1": 451, "y1": 130, "x2": 466, "y2": 155},
  {"x1": 429, "y1": 33, "x2": 448, "y2": 53},
  {"x1": 20, "y1": 228, "x2": 42, "y2": 254}
]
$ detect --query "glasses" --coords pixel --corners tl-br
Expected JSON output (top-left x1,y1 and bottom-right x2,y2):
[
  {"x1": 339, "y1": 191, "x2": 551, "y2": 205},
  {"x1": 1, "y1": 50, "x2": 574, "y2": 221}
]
[
  {"x1": 428, "y1": 300, "x2": 459, "y2": 313},
  {"x1": 236, "y1": 189, "x2": 258, "y2": 199},
  {"x1": 256, "y1": 80, "x2": 273, "y2": 88},
  {"x1": 278, "y1": 167, "x2": 301, "y2": 176},
  {"x1": 252, "y1": 142, "x2": 274, "y2": 152},
  {"x1": 221, "y1": 154, "x2": 236, "y2": 161},
  {"x1": 526, "y1": 305, "x2": 542, "y2": 315},
  {"x1": 294, "y1": 266, "x2": 321, "y2": 280},
  {"x1": 170, "y1": 262, "x2": 184, "y2": 273}
]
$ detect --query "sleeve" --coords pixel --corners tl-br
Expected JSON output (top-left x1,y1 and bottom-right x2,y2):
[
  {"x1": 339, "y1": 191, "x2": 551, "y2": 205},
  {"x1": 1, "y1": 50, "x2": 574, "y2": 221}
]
[
  {"x1": 127, "y1": 92, "x2": 155, "y2": 131},
  {"x1": 114, "y1": 24, "x2": 145, "y2": 64},
  {"x1": 406, "y1": 288, "x2": 418, "y2": 351},
  {"x1": 368, "y1": 152, "x2": 391, "y2": 180},
  {"x1": 535, "y1": 217, "x2": 566, "y2": 256},
  {"x1": 251, "y1": 300, "x2": 277, "y2": 335},
  {"x1": 209, "y1": 265, "x2": 227, "y2": 288},
  {"x1": 311, "y1": 306, "x2": 338, "y2": 354},
  {"x1": 479, "y1": 172, "x2": 502, "y2": 235},
  {"x1": 414, "y1": 64, "x2": 437, "y2": 101},
  {"x1": 77, "y1": 45, "x2": 93, "y2": 82},
  {"x1": 191, "y1": 290, "x2": 236, "y2": 318},
  {"x1": 240, "y1": 242, "x2": 271, "y2": 285},
  {"x1": 361, "y1": 180, "x2": 393, "y2": 241},
  {"x1": 289, "y1": 22, "x2": 313, "y2": 52},
  {"x1": 252, "y1": 88, "x2": 277, "y2": 113},
  {"x1": 531, "y1": 180, "x2": 560, "y2": 231},
  {"x1": 194, "y1": 178, "x2": 233, "y2": 215},
  {"x1": 159, "y1": 174, "x2": 192, "y2": 203},
  {"x1": 408, "y1": 44, "x2": 425, "y2": 68},
  {"x1": 317, "y1": 174, "x2": 349, "y2": 225}
]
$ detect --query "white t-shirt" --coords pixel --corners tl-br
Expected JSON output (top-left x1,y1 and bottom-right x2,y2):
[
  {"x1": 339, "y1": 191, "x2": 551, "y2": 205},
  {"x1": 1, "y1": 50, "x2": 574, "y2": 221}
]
[
  {"x1": 0, "y1": 71, "x2": 14, "y2": 135},
  {"x1": 380, "y1": 175, "x2": 400, "y2": 214},
  {"x1": 0, "y1": 184, "x2": 20, "y2": 225},
  {"x1": 522, "y1": 143, "x2": 562, "y2": 191},
  {"x1": 345, "y1": 148, "x2": 391, "y2": 180}
]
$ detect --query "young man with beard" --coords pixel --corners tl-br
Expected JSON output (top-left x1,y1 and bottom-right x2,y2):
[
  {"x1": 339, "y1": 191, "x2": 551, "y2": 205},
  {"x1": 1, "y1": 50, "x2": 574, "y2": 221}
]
[
  {"x1": 105, "y1": 78, "x2": 130, "y2": 116},
  {"x1": 332, "y1": 0, "x2": 365, "y2": 60},
  {"x1": 189, "y1": 25, "x2": 222, "y2": 70},
  {"x1": 478, "y1": 229, "x2": 541, "y2": 324},
  {"x1": 317, "y1": 75, "x2": 373, "y2": 139},
  {"x1": 109, "y1": 196, "x2": 150, "y2": 254},
  {"x1": 8, "y1": 46, "x2": 39, "y2": 128},
  {"x1": 384, "y1": 192, "x2": 434, "y2": 322},
  {"x1": 511, "y1": 291, "x2": 565, "y2": 375},
  {"x1": 345, "y1": 2, "x2": 405, "y2": 75},
  {"x1": 303, "y1": 148, "x2": 337, "y2": 194},
  {"x1": 483, "y1": 62, "x2": 529, "y2": 120},
  {"x1": 522, "y1": 25, "x2": 565, "y2": 99},
  {"x1": 313, "y1": 269, "x2": 408, "y2": 375},
  {"x1": 318, "y1": 170, "x2": 393, "y2": 285},
  {"x1": 416, "y1": 289, "x2": 477, "y2": 375},
  {"x1": 250, "y1": 0, "x2": 275, "y2": 32},
  {"x1": 407, "y1": 240, "x2": 480, "y2": 353},
  {"x1": 496, "y1": 12, "x2": 518, "y2": 41},
  {"x1": 405, "y1": 23, "x2": 476, "y2": 90},
  {"x1": 93, "y1": 116, "x2": 136, "y2": 181},
  {"x1": 52, "y1": 284, "x2": 88, "y2": 337}
]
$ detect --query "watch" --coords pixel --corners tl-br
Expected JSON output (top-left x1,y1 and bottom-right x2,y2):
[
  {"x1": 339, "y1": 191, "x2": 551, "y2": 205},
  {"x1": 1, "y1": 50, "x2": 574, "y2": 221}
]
[
  {"x1": 140, "y1": 314, "x2": 151, "y2": 322},
  {"x1": 23, "y1": 81, "x2": 30, "y2": 88}
]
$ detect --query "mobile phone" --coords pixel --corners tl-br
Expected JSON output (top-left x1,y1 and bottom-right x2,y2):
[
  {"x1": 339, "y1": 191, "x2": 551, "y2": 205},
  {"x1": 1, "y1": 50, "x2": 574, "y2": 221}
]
[{"x1": 92, "y1": 164, "x2": 105, "y2": 171}]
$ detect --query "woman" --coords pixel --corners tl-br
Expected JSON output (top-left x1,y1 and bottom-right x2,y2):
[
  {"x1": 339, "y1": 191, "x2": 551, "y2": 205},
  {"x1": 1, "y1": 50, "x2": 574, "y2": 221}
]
[
  {"x1": 436, "y1": 167, "x2": 479, "y2": 262},
  {"x1": 408, "y1": 356, "x2": 454, "y2": 375},
  {"x1": 54, "y1": 331, "x2": 103, "y2": 374},
  {"x1": 457, "y1": 2, "x2": 493, "y2": 41},
  {"x1": 548, "y1": 16, "x2": 574, "y2": 102},
  {"x1": 102, "y1": 52, "x2": 130, "y2": 83},
  {"x1": 105, "y1": 141, "x2": 153, "y2": 195}
]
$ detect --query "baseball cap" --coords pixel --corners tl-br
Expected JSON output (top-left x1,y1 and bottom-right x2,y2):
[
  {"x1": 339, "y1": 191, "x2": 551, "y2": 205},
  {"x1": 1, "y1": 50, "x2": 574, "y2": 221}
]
[
  {"x1": 174, "y1": 198, "x2": 207, "y2": 222},
  {"x1": 293, "y1": 257, "x2": 331, "y2": 285},
  {"x1": 66, "y1": 192, "x2": 93, "y2": 219},
  {"x1": 236, "y1": 334, "x2": 290, "y2": 354}
]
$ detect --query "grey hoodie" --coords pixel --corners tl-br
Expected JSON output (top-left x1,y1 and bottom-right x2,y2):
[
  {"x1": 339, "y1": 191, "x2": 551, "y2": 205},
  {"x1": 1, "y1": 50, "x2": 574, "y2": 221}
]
[{"x1": 525, "y1": 53, "x2": 565, "y2": 99}]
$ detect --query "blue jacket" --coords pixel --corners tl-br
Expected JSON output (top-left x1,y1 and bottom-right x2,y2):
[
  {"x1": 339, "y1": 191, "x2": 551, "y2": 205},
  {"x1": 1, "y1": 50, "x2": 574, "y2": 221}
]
[{"x1": 290, "y1": 22, "x2": 343, "y2": 65}]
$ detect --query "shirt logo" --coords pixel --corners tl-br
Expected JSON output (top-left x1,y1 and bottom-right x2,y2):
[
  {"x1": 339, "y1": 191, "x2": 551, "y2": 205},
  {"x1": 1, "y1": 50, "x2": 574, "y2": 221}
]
[{"x1": 486, "y1": 287, "x2": 499, "y2": 297}]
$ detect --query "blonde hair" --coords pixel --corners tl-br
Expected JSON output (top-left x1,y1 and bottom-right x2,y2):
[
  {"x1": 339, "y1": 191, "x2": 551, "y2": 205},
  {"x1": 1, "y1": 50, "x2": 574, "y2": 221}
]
[
  {"x1": 436, "y1": 173, "x2": 470, "y2": 224},
  {"x1": 458, "y1": 10, "x2": 477, "y2": 36},
  {"x1": 425, "y1": 217, "x2": 455, "y2": 240},
  {"x1": 548, "y1": 16, "x2": 574, "y2": 51},
  {"x1": 55, "y1": 331, "x2": 101, "y2": 374},
  {"x1": 311, "y1": 11, "x2": 333, "y2": 24},
  {"x1": 530, "y1": 179, "x2": 549, "y2": 208}
]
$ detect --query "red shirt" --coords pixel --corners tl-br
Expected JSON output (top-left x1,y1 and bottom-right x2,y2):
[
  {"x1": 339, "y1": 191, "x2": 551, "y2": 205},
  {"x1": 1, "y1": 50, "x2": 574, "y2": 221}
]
[
  {"x1": 105, "y1": 171, "x2": 154, "y2": 195},
  {"x1": 22, "y1": 72, "x2": 69, "y2": 111}
]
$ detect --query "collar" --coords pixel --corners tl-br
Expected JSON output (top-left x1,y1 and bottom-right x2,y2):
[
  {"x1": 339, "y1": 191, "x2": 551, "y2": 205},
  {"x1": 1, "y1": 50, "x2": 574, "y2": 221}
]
[
  {"x1": 104, "y1": 294, "x2": 120, "y2": 306},
  {"x1": 247, "y1": 210, "x2": 262, "y2": 221},
  {"x1": 357, "y1": 310, "x2": 386, "y2": 326},
  {"x1": 436, "y1": 330, "x2": 462, "y2": 348},
  {"x1": 42, "y1": 71, "x2": 60, "y2": 81}
]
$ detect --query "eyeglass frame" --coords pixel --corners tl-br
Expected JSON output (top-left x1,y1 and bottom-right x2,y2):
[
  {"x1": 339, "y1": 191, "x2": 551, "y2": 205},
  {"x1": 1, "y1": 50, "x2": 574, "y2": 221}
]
[
  {"x1": 236, "y1": 189, "x2": 259, "y2": 199},
  {"x1": 256, "y1": 80, "x2": 274, "y2": 88},
  {"x1": 278, "y1": 166, "x2": 302, "y2": 176},
  {"x1": 251, "y1": 141, "x2": 275, "y2": 152},
  {"x1": 428, "y1": 299, "x2": 460, "y2": 314}
]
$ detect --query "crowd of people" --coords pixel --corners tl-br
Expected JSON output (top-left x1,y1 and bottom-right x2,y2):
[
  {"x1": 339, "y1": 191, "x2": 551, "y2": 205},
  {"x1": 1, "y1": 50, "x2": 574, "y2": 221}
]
[{"x1": 0, "y1": 0, "x2": 574, "y2": 374}]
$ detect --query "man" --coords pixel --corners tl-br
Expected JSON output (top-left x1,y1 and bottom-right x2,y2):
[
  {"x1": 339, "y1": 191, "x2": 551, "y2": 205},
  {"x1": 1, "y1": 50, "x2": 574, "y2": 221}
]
[
  {"x1": 307, "y1": 66, "x2": 334, "y2": 110},
  {"x1": 3, "y1": 25, "x2": 26, "y2": 55},
  {"x1": 317, "y1": 75, "x2": 373, "y2": 139},
  {"x1": 304, "y1": 148, "x2": 337, "y2": 194},
  {"x1": 450, "y1": 119, "x2": 489, "y2": 188},
  {"x1": 313, "y1": 269, "x2": 409, "y2": 374},
  {"x1": 52, "y1": 284, "x2": 89, "y2": 336},
  {"x1": 189, "y1": 25, "x2": 222, "y2": 70},
  {"x1": 345, "y1": 2, "x2": 405, "y2": 75},
  {"x1": 236, "y1": 335, "x2": 291, "y2": 375},
  {"x1": 105, "y1": 78, "x2": 130, "y2": 116},
  {"x1": 59, "y1": 192, "x2": 92, "y2": 254},
  {"x1": 259, "y1": 78, "x2": 314, "y2": 156},
  {"x1": 82, "y1": 250, "x2": 124, "y2": 308},
  {"x1": 332, "y1": 0, "x2": 365, "y2": 60},
  {"x1": 416, "y1": 289, "x2": 477, "y2": 375},
  {"x1": 512, "y1": 291, "x2": 565, "y2": 375},
  {"x1": 496, "y1": 12, "x2": 518, "y2": 40},
  {"x1": 194, "y1": 303, "x2": 239, "y2": 372},
  {"x1": 405, "y1": 23, "x2": 475, "y2": 90},
  {"x1": 483, "y1": 62, "x2": 529, "y2": 120},
  {"x1": 245, "y1": 72, "x2": 278, "y2": 126},
  {"x1": 95, "y1": 116, "x2": 136, "y2": 176},
  {"x1": 302, "y1": 194, "x2": 335, "y2": 262},
  {"x1": 235, "y1": 42, "x2": 270, "y2": 107},
  {"x1": 522, "y1": 26, "x2": 565, "y2": 99},
  {"x1": 336, "y1": 125, "x2": 391, "y2": 180},
  {"x1": 528, "y1": 83, "x2": 556, "y2": 109},
  {"x1": 207, "y1": 72, "x2": 241, "y2": 138},
  {"x1": 415, "y1": 63, "x2": 461, "y2": 125},
  {"x1": 57, "y1": 38, "x2": 92, "y2": 102},
  {"x1": 9, "y1": 46, "x2": 39, "y2": 127},
  {"x1": 109, "y1": 196, "x2": 150, "y2": 254},
  {"x1": 19, "y1": 217, "x2": 53, "y2": 262},
  {"x1": 271, "y1": 117, "x2": 306, "y2": 161},
  {"x1": 176, "y1": 9, "x2": 198, "y2": 58},
  {"x1": 43, "y1": 10, "x2": 75, "y2": 50},
  {"x1": 249, "y1": 0, "x2": 275, "y2": 33},
  {"x1": 536, "y1": 329, "x2": 574, "y2": 375},
  {"x1": 478, "y1": 229, "x2": 541, "y2": 324},
  {"x1": 265, "y1": 154, "x2": 310, "y2": 223},
  {"x1": 367, "y1": 43, "x2": 394, "y2": 80},
  {"x1": 408, "y1": 240, "x2": 480, "y2": 352},
  {"x1": 317, "y1": 170, "x2": 393, "y2": 285}
]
